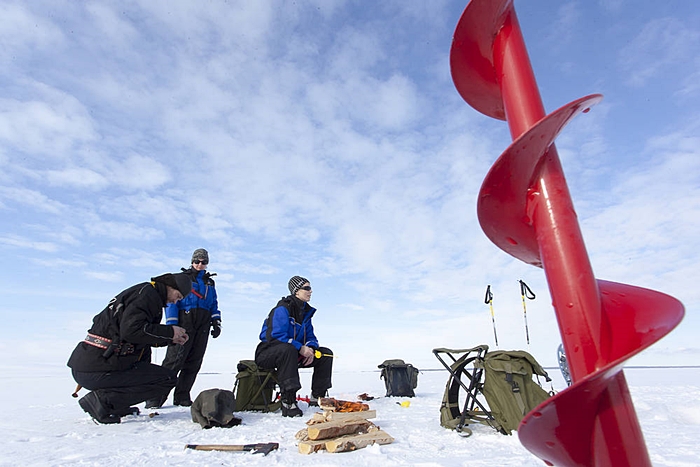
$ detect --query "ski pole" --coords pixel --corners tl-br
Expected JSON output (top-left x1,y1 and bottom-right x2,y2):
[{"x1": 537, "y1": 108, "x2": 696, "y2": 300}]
[
  {"x1": 484, "y1": 285, "x2": 498, "y2": 347},
  {"x1": 519, "y1": 280, "x2": 535, "y2": 346}
]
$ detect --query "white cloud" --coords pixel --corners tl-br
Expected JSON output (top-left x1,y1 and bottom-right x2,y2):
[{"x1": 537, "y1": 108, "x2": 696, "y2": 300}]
[
  {"x1": 0, "y1": 3, "x2": 65, "y2": 60},
  {"x1": 362, "y1": 74, "x2": 422, "y2": 130},
  {"x1": 0, "y1": 93, "x2": 97, "y2": 159},
  {"x1": 85, "y1": 270, "x2": 124, "y2": 282},
  {"x1": 0, "y1": 234, "x2": 58, "y2": 252},
  {"x1": 85, "y1": 3, "x2": 139, "y2": 46},
  {"x1": 84, "y1": 219, "x2": 164, "y2": 241},
  {"x1": 46, "y1": 167, "x2": 108, "y2": 189},
  {"x1": 620, "y1": 18, "x2": 700, "y2": 87},
  {"x1": 112, "y1": 154, "x2": 172, "y2": 190},
  {"x1": 0, "y1": 186, "x2": 66, "y2": 214},
  {"x1": 33, "y1": 258, "x2": 86, "y2": 269},
  {"x1": 1, "y1": 0, "x2": 698, "y2": 368},
  {"x1": 580, "y1": 128, "x2": 700, "y2": 307}
]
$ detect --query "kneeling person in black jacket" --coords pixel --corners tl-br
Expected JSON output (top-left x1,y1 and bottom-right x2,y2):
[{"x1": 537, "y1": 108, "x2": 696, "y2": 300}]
[{"x1": 67, "y1": 272, "x2": 191, "y2": 424}]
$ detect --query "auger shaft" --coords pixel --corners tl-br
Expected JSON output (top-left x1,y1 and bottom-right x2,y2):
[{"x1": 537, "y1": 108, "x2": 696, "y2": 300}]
[{"x1": 492, "y1": 4, "x2": 607, "y2": 379}]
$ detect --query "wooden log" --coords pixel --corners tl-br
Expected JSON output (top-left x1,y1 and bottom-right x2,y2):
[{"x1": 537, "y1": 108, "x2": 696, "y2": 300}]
[
  {"x1": 325, "y1": 430, "x2": 395, "y2": 453},
  {"x1": 307, "y1": 412, "x2": 327, "y2": 424},
  {"x1": 307, "y1": 418, "x2": 373, "y2": 441},
  {"x1": 319, "y1": 397, "x2": 370, "y2": 412},
  {"x1": 307, "y1": 410, "x2": 377, "y2": 425},
  {"x1": 298, "y1": 439, "x2": 328, "y2": 455},
  {"x1": 326, "y1": 410, "x2": 376, "y2": 421}
]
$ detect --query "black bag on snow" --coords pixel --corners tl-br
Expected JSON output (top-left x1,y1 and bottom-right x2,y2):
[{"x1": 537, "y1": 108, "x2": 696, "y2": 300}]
[
  {"x1": 232, "y1": 360, "x2": 281, "y2": 412},
  {"x1": 378, "y1": 359, "x2": 419, "y2": 397}
]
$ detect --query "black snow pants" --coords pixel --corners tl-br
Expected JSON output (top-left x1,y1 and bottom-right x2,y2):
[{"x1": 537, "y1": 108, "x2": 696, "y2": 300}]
[
  {"x1": 255, "y1": 342, "x2": 333, "y2": 397},
  {"x1": 72, "y1": 362, "x2": 177, "y2": 414},
  {"x1": 160, "y1": 307, "x2": 211, "y2": 403}
]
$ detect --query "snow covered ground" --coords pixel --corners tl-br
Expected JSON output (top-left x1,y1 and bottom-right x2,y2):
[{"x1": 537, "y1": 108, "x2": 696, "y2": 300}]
[{"x1": 1, "y1": 364, "x2": 699, "y2": 466}]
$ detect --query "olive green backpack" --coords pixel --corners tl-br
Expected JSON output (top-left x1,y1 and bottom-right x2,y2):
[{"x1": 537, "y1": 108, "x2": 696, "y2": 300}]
[
  {"x1": 477, "y1": 350, "x2": 551, "y2": 434},
  {"x1": 439, "y1": 349, "x2": 551, "y2": 435},
  {"x1": 232, "y1": 360, "x2": 281, "y2": 412}
]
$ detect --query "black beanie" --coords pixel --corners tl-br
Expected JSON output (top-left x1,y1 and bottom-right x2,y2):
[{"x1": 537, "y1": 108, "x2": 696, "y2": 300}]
[{"x1": 152, "y1": 273, "x2": 192, "y2": 298}]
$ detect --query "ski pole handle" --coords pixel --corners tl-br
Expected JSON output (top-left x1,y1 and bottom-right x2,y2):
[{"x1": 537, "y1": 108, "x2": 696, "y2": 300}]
[
  {"x1": 518, "y1": 280, "x2": 532, "y2": 346},
  {"x1": 519, "y1": 280, "x2": 535, "y2": 299},
  {"x1": 485, "y1": 285, "x2": 498, "y2": 347}
]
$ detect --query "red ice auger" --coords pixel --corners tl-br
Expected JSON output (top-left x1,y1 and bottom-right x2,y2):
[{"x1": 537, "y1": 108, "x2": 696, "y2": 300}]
[{"x1": 449, "y1": 1, "x2": 685, "y2": 466}]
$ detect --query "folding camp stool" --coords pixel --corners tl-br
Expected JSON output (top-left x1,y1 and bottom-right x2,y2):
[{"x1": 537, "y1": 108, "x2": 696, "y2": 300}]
[
  {"x1": 254, "y1": 366, "x2": 280, "y2": 411},
  {"x1": 433, "y1": 345, "x2": 505, "y2": 436}
]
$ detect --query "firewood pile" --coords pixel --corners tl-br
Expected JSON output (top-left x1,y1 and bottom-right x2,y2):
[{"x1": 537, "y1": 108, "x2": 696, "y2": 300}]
[{"x1": 296, "y1": 397, "x2": 394, "y2": 454}]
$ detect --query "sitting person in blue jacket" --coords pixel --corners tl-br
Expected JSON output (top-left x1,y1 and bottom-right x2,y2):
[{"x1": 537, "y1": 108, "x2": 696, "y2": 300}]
[
  {"x1": 145, "y1": 248, "x2": 221, "y2": 408},
  {"x1": 255, "y1": 275, "x2": 333, "y2": 417}
]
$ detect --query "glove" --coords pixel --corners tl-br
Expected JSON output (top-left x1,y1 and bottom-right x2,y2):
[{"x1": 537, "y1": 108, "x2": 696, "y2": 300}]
[{"x1": 210, "y1": 319, "x2": 221, "y2": 338}]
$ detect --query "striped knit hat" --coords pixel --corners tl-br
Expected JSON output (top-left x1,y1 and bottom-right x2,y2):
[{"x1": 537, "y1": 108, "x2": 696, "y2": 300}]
[{"x1": 288, "y1": 275, "x2": 309, "y2": 295}]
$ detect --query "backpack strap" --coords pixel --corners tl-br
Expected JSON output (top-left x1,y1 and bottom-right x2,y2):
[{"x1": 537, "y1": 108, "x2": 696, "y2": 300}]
[
  {"x1": 265, "y1": 297, "x2": 297, "y2": 343},
  {"x1": 265, "y1": 307, "x2": 277, "y2": 343},
  {"x1": 504, "y1": 371, "x2": 526, "y2": 415}
]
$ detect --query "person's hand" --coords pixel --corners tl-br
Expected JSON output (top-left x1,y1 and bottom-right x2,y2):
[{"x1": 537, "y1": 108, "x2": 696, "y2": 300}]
[
  {"x1": 300, "y1": 345, "x2": 314, "y2": 366},
  {"x1": 172, "y1": 325, "x2": 189, "y2": 345},
  {"x1": 210, "y1": 319, "x2": 221, "y2": 338}
]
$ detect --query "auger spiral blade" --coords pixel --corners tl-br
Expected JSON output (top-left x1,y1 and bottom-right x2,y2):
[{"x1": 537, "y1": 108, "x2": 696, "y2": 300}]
[{"x1": 449, "y1": 1, "x2": 685, "y2": 466}]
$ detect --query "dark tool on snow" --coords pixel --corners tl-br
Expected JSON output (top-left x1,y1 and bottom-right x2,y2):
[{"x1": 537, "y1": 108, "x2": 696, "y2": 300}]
[
  {"x1": 518, "y1": 280, "x2": 535, "y2": 346},
  {"x1": 185, "y1": 442, "x2": 279, "y2": 455},
  {"x1": 484, "y1": 285, "x2": 498, "y2": 347}
]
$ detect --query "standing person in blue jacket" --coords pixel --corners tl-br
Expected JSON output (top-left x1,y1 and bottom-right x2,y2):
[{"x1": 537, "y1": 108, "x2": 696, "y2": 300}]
[
  {"x1": 255, "y1": 275, "x2": 333, "y2": 417},
  {"x1": 145, "y1": 248, "x2": 221, "y2": 408}
]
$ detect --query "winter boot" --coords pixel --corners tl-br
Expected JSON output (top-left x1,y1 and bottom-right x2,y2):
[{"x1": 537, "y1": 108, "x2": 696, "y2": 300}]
[
  {"x1": 112, "y1": 406, "x2": 140, "y2": 417},
  {"x1": 309, "y1": 390, "x2": 327, "y2": 407},
  {"x1": 144, "y1": 394, "x2": 167, "y2": 409},
  {"x1": 173, "y1": 397, "x2": 192, "y2": 407},
  {"x1": 79, "y1": 391, "x2": 120, "y2": 424},
  {"x1": 281, "y1": 393, "x2": 303, "y2": 417}
]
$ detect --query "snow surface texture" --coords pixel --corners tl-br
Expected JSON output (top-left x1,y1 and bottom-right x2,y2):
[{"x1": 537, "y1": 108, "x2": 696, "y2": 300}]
[{"x1": 2, "y1": 366, "x2": 698, "y2": 466}]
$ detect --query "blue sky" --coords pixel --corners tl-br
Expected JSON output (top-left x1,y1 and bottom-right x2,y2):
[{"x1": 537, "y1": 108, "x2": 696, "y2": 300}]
[{"x1": 1, "y1": 0, "x2": 698, "y2": 372}]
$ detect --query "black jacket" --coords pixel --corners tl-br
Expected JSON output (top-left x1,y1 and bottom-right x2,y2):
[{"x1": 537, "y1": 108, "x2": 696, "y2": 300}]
[{"x1": 67, "y1": 281, "x2": 175, "y2": 372}]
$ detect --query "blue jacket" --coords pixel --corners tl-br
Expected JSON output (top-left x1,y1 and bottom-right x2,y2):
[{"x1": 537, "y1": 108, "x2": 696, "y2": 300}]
[
  {"x1": 164, "y1": 268, "x2": 220, "y2": 325},
  {"x1": 258, "y1": 296, "x2": 319, "y2": 351}
]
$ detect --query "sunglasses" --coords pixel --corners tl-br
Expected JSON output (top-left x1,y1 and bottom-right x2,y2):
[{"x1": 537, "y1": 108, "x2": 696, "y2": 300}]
[
  {"x1": 193, "y1": 260, "x2": 208, "y2": 265},
  {"x1": 299, "y1": 285, "x2": 312, "y2": 291}
]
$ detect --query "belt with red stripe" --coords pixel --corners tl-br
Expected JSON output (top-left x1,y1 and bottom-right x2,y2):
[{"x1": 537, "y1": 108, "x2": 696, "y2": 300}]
[{"x1": 84, "y1": 333, "x2": 112, "y2": 349}]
